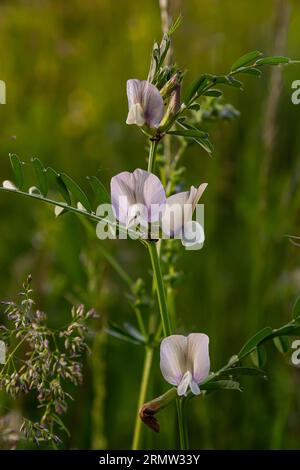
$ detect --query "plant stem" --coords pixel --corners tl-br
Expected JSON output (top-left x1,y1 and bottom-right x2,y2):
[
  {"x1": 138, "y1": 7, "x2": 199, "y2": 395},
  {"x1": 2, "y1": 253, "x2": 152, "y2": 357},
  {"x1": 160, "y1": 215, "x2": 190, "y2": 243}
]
[
  {"x1": 131, "y1": 137, "x2": 160, "y2": 450},
  {"x1": 91, "y1": 331, "x2": 107, "y2": 450},
  {"x1": 0, "y1": 334, "x2": 28, "y2": 377},
  {"x1": 147, "y1": 241, "x2": 188, "y2": 450},
  {"x1": 146, "y1": 102, "x2": 187, "y2": 450},
  {"x1": 147, "y1": 241, "x2": 172, "y2": 337},
  {"x1": 147, "y1": 139, "x2": 159, "y2": 173},
  {"x1": 0, "y1": 187, "x2": 143, "y2": 243},
  {"x1": 132, "y1": 347, "x2": 154, "y2": 450},
  {"x1": 79, "y1": 216, "x2": 134, "y2": 288},
  {"x1": 177, "y1": 398, "x2": 189, "y2": 450},
  {"x1": 177, "y1": 400, "x2": 185, "y2": 450}
]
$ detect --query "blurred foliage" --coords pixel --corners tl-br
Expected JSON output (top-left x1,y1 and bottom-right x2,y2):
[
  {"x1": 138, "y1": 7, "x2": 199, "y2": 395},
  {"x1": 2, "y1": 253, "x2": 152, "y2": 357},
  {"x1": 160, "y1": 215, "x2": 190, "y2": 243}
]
[{"x1": 1, "y1": 0, "x2": 300, "y2": 450}]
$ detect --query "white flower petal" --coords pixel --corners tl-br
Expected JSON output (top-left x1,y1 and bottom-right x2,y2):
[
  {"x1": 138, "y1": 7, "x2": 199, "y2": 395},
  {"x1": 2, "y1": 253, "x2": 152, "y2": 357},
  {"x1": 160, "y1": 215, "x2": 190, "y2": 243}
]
[
  {"x1": 160, "y1": 335, "x2": 187, "y2": 386},
  {"x1": 126, "y1": 80, "x2": 146, "y2": 125},
  {"x1": 167, "y1": 190, "x2": 191, "y2": 207},
  {"x1": 110, "y1": 171, "x2": 135, "y2": 225},
  {"x1": 162, "y1": 191, "x2": 192, "y2": 237},
  {"x1": 126, "y1": 79, "x2": 143, "y2": 107},
  {"x1": 132, "y1": 169, "x2": 166, "y2": 222},
  {"x1": 141, "y1": 81, "x2": 164, "y2": 128},
  {"x1": 187, "y1": 333, "x2": 210, "y2": 384},
  {"x1": 189, "y1": 183, "x2": 207, "y2": 211},
  {"x1": 161, "y1": 184, "x2": 207, "y2": 238},
  {"x1": 189, "y1": 379, "x2": 201, "y2": 395},
  {"x1": 126, "y1": 103, "x2": 145, "y2": 126},
  {"x1": 177, "y1": 370, "x2": 192, "y2": 396}
]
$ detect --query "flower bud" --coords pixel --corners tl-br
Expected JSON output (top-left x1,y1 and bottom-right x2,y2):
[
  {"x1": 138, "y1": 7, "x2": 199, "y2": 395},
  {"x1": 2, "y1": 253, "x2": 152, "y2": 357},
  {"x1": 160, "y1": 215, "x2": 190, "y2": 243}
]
[
  {"x1": 159, "y1": 73, "x2": 180, "y2": 99},
  {"x1": 159, "y1": 84, "x2": 181, "y2": 130},
  {"x1": 139, "y1": 387, "x2": 177, "y2": 432}
]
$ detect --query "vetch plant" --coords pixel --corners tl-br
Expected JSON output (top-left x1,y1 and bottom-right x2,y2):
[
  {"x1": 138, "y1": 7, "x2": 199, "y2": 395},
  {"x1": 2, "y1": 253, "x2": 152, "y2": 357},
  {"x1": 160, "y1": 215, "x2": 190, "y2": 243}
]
[{"x1": 1, "y1": 14, "x2": 300, "y2": 450}]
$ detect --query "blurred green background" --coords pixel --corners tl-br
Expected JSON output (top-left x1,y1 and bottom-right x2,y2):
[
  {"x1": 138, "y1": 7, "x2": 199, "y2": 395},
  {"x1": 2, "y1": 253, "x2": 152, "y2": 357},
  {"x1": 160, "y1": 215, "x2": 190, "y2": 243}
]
[{"x1": 1, "y1": 0, "x2": 300, "y2": 450}]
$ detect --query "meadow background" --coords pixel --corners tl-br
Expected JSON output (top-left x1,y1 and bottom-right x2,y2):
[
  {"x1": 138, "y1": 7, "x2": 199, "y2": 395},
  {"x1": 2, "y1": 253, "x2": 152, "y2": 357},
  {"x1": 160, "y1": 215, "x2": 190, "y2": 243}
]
[{"x1": 1, "y1": 0, "x2": 300, "y2": 449}]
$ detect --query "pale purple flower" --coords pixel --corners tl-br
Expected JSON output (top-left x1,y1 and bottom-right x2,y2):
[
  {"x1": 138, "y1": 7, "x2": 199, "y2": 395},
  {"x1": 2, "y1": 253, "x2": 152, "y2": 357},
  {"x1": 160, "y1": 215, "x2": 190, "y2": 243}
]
[
  {"x1": 110, "y1": 168, "x2": 166, "y2": 227},
  {"x1": 126, "y1": 79, "x2": 164, "y2": 128},
  {"x1": 161, "y1": 184, "x2": 207, "y2": 242},
  {"x1": 160, "y1": 333, "x2": 210, "y2": 396}
]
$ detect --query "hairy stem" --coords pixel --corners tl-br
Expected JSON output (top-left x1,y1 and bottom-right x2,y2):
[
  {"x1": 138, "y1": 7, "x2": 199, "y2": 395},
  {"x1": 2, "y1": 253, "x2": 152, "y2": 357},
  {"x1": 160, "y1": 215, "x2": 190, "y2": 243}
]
[{"x1": 147, "y1": 140, "x2": 159, "y2": 174}]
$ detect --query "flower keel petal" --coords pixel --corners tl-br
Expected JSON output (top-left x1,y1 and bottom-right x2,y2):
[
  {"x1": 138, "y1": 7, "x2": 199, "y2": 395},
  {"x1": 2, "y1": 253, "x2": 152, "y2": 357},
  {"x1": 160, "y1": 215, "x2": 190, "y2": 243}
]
[{"x1": 177, "y1": 371, "x2": 192, "y2": 396}]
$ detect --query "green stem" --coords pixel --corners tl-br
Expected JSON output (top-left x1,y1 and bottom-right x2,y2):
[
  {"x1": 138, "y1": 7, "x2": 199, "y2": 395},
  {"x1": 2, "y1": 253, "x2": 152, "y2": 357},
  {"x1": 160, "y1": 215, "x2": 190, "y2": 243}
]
[
  {"x1": 131, "y1": 258, "x2": 158, "y2": 450},
  {"x1": 91, "y1": 331, "x2": 107, "y2": 449},
  {"x1": 147, "y1": 137, "x2": 188, "y2": 450},
  {"x1": 177, "y1": 400, "x2": 185, "y2": 450},
  {"x1": 177, "y1": 398, "x2": 189, "y2": 450},
  {"x1": 182, "y1": 399, "x2": 190, "y2": 449},
  {"x1": 0, "y1": 187, "x2": 143, "y2": 243},
  {"x1": 147, "y1": 241, "x2": 188, "y2": 450},
  {"x1": 147, "y1": 241, "x2": 172, "y2": 337},
  {"x1": 147, "y1": 139, "x2": 159, "y2": 173},
  {"x1": 99, "y1": 247, "x2": 132, "y2": 287},
  {"x1": 134, "y1": 307, "x2": 147, "y2": 339},
  {"x1": 0, "y1": 334, "x2": 28, "y2": 377},
  {"x1": 132, "y1": 347, "x2": 154, "y2": 450}
]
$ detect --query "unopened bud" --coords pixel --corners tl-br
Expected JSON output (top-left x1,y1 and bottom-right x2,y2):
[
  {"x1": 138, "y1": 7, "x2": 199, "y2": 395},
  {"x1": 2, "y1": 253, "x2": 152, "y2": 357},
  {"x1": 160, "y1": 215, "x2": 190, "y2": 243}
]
[
  {"x1": 169, "y1": 85, "x2": 181, "y2": 114},
  {"x1": 160, "y1": 74, "x2": 180, "y2": 99},
  {"x1": 139, "y1": 387, "x2": 177, "y2": 432},
  {"x1": 159, "y1": 85, "x2": 181, "y2": 130}
]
